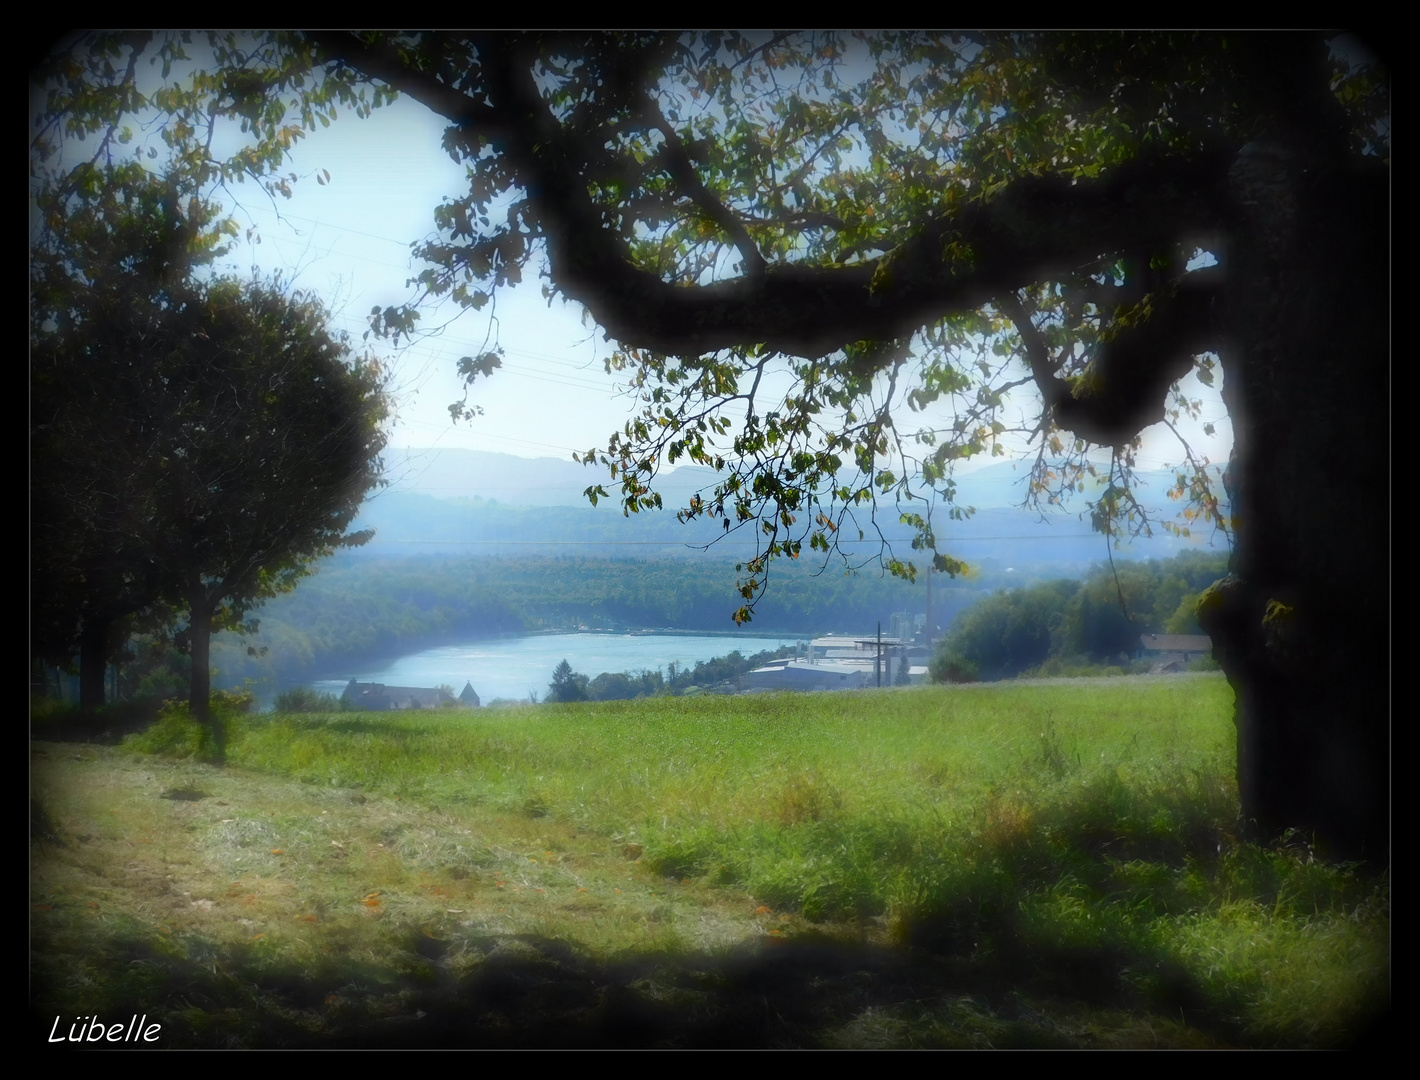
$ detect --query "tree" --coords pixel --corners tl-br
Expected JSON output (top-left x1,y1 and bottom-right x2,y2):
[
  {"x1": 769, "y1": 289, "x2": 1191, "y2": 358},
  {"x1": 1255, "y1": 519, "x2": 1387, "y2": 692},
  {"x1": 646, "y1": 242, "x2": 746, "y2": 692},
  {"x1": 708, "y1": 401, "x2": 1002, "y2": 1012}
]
[
  {"x1": 31, "y1": 167, "x2": 389, "y2": 747},
  {"x1": 31, "y1": 33, "x2": 1389, "y2": 859},
  {"x1": 588, "y1": 671, "x2": 637, "y2": 701},
  {"x1": 548, "y1": 659, "x2": 590, "y2": 703},
  {"x1": 31, "y1": 164, "x2": 230, "y2": 713},
  {"x1": 147, "y1": 277, "x2": 389, "y2": 751},
  {"x1": 934, "y1": 579, "x2": 1078, "y2": 681}
]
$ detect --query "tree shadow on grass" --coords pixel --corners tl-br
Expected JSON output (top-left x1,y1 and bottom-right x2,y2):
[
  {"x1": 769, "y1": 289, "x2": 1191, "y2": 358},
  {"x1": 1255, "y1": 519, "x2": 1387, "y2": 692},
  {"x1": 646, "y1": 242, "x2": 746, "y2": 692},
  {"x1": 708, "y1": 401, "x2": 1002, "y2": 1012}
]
[
  {"x1": 32, "y1": 703, "x2": 161, "y2": 745},
  {"x1": 30, "y1": 922, "x2": 1389, "y2": 1049}
]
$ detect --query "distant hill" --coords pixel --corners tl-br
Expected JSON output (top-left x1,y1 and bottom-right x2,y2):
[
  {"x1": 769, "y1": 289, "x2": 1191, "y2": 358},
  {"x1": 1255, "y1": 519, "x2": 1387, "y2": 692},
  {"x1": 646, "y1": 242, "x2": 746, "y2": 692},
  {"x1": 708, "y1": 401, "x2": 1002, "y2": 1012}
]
[
  {"x1": 351, "y1": 484, "x2": 1230, "y2": 571},
  {"x1": 380, "y1": 447, "x2": 723, "y2": 509},
  {"x1": 380, "y1": 448, "x2": 1227, "y2": 518},
  {"x1": 357, "y1": 450, "x2": 1231, "y2": 569}
]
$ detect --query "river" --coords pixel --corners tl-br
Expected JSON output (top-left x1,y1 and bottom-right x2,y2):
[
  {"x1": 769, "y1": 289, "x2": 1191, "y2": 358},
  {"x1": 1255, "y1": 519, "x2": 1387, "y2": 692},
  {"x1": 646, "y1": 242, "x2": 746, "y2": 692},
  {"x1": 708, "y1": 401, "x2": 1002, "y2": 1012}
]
[{"x1": 307, "y1": 631, "x2": 802, "y2": 704}]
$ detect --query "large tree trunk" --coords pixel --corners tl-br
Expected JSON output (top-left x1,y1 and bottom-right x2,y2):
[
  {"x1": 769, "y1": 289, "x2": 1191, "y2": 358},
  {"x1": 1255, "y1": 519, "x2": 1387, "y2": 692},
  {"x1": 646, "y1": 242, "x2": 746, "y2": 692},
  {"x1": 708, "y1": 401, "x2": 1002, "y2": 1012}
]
[
  {"x1": 77, "y1": 618, "x2": 109, "y2": 716},
  {"x1": 1201, "y1": 145, "x2": 1389, "y2": 864}
]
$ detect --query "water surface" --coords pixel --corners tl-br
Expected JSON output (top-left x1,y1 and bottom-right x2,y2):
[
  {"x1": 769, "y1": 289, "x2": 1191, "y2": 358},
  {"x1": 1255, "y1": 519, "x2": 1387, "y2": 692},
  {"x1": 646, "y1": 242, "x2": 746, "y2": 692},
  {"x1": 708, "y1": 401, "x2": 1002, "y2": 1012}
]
[{"x1": 310, "y1": 631, "x2": 799, "y2": 704}]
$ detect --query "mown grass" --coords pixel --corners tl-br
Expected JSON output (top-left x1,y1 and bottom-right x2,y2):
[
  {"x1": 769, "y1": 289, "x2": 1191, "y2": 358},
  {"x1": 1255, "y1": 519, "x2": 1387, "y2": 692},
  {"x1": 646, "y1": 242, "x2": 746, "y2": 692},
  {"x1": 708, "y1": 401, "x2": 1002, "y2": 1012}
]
[{"x1": 32, "y1": 675, "x2": 1387, "y2": 1048}]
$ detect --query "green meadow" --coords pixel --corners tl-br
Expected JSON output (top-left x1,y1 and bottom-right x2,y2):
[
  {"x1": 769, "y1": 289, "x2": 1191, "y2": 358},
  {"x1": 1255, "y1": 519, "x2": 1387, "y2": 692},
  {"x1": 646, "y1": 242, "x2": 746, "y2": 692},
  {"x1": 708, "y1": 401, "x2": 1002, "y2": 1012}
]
[{"x1": 31, "y1": 674, "x2": 1388, "y2": 1048}]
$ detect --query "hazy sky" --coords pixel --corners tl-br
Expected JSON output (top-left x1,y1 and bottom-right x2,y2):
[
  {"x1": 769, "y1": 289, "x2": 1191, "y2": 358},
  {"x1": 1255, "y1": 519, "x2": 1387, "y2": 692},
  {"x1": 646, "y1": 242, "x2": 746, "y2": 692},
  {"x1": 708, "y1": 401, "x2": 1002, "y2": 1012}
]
[
  {"x1": 202, "y1": 94, "x2": 634, "y2": 463},
  {"x1": 50, "y1": 60, "x2": 1234, "y2": 498}
]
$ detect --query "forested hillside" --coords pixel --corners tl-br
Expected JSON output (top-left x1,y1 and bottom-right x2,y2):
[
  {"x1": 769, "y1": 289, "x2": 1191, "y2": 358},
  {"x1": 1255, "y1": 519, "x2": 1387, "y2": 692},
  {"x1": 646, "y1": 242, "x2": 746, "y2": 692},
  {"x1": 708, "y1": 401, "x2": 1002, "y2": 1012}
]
[
  {"x1": 191, "y1": 554, "x2": 996, "y2": 691},
  {"x1": 105, "y1": 452, "x2": 1232, "y2": 700}
]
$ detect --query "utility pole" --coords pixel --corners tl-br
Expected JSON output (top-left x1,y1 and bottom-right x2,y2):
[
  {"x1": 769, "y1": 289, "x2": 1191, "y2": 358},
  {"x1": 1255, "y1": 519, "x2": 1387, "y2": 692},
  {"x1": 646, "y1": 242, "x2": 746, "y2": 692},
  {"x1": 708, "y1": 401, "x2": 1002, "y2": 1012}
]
[{"x1": 876, "y1": 621, "x2": 882, "y2": 687}]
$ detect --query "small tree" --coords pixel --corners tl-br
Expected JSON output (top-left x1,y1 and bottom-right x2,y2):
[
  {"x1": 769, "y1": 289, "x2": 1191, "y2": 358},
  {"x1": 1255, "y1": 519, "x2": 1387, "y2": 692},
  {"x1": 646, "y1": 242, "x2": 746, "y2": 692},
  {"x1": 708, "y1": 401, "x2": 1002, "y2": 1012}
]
[
  {"x1": 547, "y1": 659, "x2": 590, "y2": 703},
  {"x1": 148, "y1": 278, "x2": 389, "y2": 752}
]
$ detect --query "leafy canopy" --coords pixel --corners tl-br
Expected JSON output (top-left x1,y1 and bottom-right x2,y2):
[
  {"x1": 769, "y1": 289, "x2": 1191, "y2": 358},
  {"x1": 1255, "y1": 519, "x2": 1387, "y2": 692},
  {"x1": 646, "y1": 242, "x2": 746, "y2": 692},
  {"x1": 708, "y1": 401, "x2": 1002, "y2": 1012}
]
[
  {"x1": 548, "y1": 659, "x2": 591, "y2": 704},
  {"x1": 31, "y1": 151, "x2": 391, "y2": 716},
  {"x1": 31, "y1": 33, "x2": 1389, "y2": 624}
]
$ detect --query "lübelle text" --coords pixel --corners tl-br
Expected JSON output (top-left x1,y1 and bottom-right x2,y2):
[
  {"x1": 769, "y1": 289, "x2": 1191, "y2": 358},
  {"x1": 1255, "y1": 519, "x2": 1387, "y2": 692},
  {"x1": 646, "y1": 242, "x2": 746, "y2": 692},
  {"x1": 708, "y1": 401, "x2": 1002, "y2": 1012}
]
[{"x1": 49, "y1": 1015, "x2": 160, "y2": 1043}]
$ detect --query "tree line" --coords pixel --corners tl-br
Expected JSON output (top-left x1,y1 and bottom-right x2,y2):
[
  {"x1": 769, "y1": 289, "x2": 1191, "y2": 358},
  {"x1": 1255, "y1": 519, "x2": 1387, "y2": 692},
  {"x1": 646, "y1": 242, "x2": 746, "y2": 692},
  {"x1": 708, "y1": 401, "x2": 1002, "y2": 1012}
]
[
  {"x1": 543, "y1": 645, "x2": 798, "y2": 705},
  {"x1": 930, "y1": 550, "x2": 1228, "y2": 682}
]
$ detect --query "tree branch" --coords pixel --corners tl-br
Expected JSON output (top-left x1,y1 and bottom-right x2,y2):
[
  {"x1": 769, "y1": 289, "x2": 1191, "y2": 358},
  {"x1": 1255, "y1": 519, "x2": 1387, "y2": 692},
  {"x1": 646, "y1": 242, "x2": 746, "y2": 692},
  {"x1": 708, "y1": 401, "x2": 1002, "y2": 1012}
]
[
  {"x1": 998, "y1": 292, "x2": 1069, "y2": 415},
  {"x1": 307, "y1": 32, "x2": 512, "y2": 140},
  {"x1": 1053, "y1": 266, "x2": 1226, "y2": 445},
  {"x1": 309, "y1": 33, "x2": 1233, "y2": 375},
  {"x1": 639, "y1": 94, "x2": 766, "y2": 277}
]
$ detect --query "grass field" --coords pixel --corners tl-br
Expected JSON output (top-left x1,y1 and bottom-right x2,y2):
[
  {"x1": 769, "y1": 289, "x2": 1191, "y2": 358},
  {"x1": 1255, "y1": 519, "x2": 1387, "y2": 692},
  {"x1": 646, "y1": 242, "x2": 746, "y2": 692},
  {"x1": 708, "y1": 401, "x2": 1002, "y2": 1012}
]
[{"x1": 31, "y1": 674, "x2": 1388, "y2": 1048}]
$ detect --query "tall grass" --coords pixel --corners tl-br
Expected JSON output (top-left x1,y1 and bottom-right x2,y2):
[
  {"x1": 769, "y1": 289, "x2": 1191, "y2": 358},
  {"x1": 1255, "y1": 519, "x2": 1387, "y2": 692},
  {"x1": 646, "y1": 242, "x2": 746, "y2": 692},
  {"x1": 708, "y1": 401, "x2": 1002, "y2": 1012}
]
[{"x1": 78, "y1": 674, "x2": 1386, "y2": 1045}]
